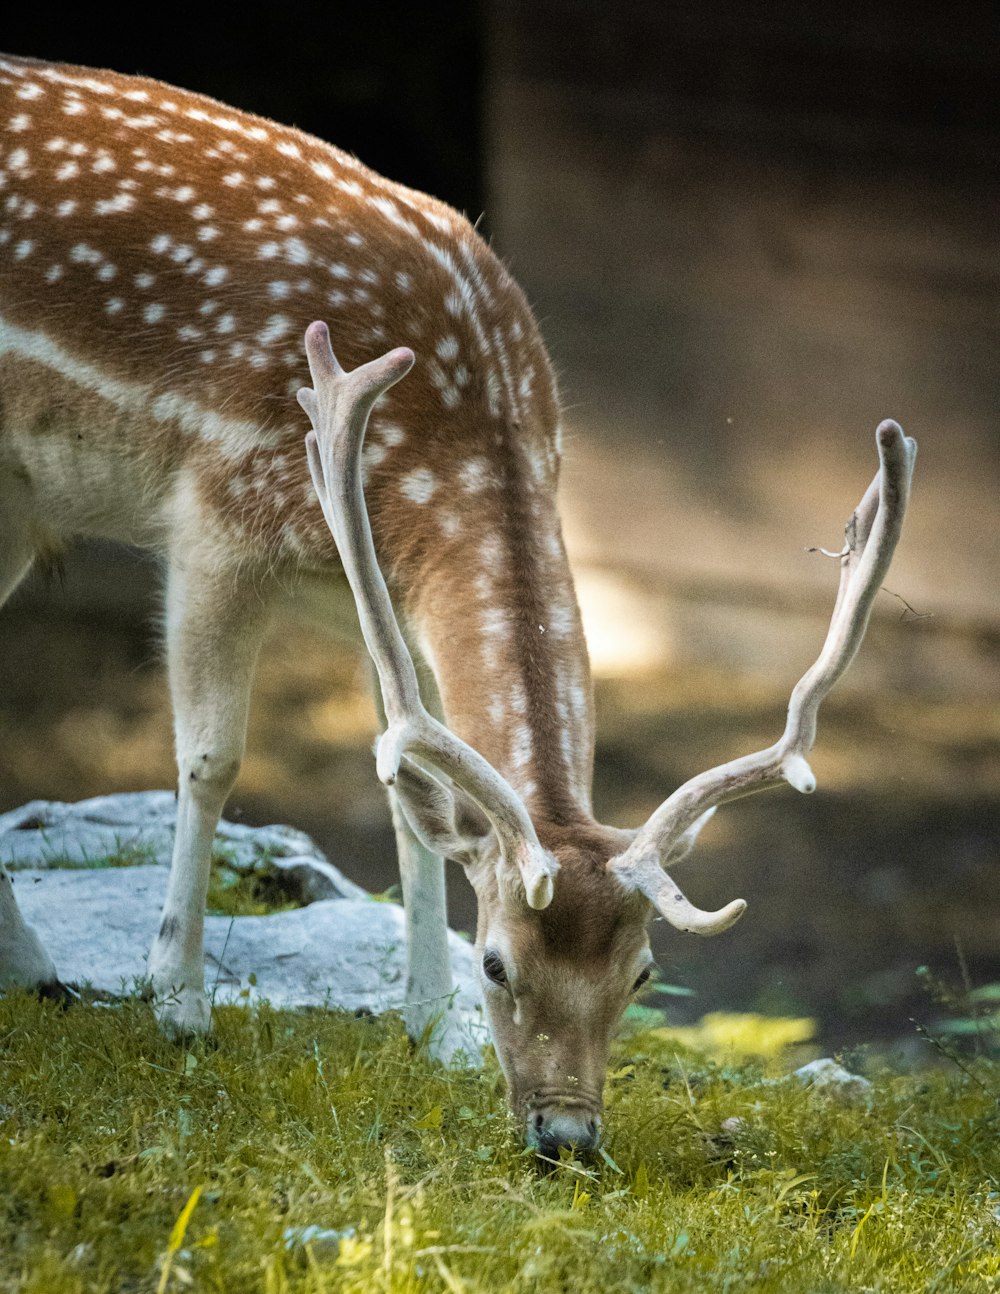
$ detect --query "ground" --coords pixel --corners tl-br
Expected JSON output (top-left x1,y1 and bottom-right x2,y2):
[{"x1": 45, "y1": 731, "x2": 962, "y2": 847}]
[{"x1": 2, "y1": 992, "x2": 998, "y2": 1292}]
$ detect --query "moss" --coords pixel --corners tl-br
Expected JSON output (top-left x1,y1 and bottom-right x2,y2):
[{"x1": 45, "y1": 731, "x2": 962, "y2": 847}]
[
  {"x1": 205, "y1": 848, "x2": 305, "y2": 918},
  {"x1": 0, "y1": 994, "x2": 997, "y2": 1292}
]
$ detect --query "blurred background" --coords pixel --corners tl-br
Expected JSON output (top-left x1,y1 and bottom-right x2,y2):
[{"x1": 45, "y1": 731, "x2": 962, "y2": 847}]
[{"x1": 2, "y1": 2, "x2": 997, "y2": 1056}]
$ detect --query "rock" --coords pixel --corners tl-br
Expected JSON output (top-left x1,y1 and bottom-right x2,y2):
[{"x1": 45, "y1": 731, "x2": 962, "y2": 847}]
[
  {"x1": 0, "y1": 792, "x2": 367, "y2": 900},
  {"x1": 283, "y1": 1225, "x2": 355, "y2": 1256},
  {"x1": 792, "y1": 1058, "x2": 873, "y2": 1103},
  {"x1": 1, "y1": 794, "x2": 485, "y2": 1052}
]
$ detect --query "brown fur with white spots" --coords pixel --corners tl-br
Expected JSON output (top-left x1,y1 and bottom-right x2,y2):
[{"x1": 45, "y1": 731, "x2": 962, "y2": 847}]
[{"x1": 0, "y1": 55, "x2": 915, "y2": 1156}]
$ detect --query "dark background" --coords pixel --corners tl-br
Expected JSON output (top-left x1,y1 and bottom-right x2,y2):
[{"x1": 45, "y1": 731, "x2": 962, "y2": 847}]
[{"x1": 2, "y1": 2, "x2": 998, "y2": 1055}]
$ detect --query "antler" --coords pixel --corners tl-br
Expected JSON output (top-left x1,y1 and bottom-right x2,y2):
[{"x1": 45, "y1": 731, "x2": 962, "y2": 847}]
[
  {"x1": 297, "y1": 322, "x2": 558, "y2": 909},
  {"x1": 609, "y1": 420, "x2": 917, "y2": 935}
]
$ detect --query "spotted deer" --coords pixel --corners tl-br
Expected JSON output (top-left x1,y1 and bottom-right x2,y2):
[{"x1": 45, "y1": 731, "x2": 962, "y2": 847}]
[{"x1": 0, "y1": 55, "x2": 915, "y2": 1155}]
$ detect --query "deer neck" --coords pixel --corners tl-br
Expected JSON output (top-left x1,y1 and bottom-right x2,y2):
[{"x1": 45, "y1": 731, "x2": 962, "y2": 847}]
[{"x1": 384, "y1": 471, "x2": 596, "y2": 826}]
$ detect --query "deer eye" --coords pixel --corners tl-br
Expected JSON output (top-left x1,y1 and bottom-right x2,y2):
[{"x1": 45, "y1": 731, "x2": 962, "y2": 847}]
[
  {"x1": 482, "y1": 950, "x2": 508, "y2": 986},
  {"x1": 632, "y1": 967, "x2": 652, "y2": 993}
]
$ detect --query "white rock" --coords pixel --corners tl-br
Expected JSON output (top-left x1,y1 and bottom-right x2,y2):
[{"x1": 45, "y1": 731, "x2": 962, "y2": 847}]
[
  {"x1": 793, "y1": 1058, "x2": 873, "y2": 1103},
  {"x1": 0, "y1": 792, "x2": 366, "y2": 899},
  {"x1": 1, "y1": 794, "x2": 485, "y2": 1054}
]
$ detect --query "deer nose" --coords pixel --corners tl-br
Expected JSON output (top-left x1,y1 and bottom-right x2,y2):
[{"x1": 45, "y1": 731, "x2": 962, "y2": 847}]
[{"x1": 527, "y1": 1108, "x2": 602, "y2": 1158}]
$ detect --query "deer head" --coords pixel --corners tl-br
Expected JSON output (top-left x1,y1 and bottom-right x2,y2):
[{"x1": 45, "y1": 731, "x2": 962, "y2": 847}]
[{"x1": 298, "y1": 322, "x2": 916, "y2": 1156}]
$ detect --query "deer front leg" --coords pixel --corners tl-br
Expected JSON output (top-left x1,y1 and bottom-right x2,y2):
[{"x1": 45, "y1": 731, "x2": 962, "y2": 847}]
[
  {"x1": 148, "y1": 534, "x2": 269, "y2": 1038},
  {"x1": 0, "y1": 481, "x2": 66, "y2": 997}
]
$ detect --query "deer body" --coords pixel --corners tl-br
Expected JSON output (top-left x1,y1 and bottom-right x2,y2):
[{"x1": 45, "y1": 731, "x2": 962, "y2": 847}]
[{"x1": 1, "y1": 54, "x2": 916, "y2": 1157}]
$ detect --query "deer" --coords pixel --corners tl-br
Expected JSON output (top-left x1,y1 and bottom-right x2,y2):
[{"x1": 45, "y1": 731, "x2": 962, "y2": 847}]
[{"x1": 0, "y1": 54, "x2": 916, "y2": 1158}]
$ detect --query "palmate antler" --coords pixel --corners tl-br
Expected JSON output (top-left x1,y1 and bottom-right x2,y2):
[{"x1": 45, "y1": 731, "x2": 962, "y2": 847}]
[
  {"x1": 297, "y1": 322, "x2": 558, "y2": 910},
  {"x1": 608, "y1": 420, "x2": 917, "y2": 933}
]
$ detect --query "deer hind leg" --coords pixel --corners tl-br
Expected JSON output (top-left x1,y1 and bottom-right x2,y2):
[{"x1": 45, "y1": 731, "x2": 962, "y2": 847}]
[
  {"x1": 0, "y1": 471, "x2": 64, "y2": 996},
  {"x1": 371, "y1": 651, "x2": 477, "y2": 1067},
  {"x1": 388, "y1": 791, "x2": 479, "y2": 1064},
  {"x1": 147, "y1": 533, "x2": 271, "y2": 1039}
]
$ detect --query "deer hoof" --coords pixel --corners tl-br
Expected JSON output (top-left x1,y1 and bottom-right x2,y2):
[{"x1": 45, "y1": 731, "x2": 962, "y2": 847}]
[
  {"x1": 412, "y1": 1009, "x2": 483, "y2": 1070},
  {"x1": 153, "y1": 987, "x2": 213, "y2": 1040}
]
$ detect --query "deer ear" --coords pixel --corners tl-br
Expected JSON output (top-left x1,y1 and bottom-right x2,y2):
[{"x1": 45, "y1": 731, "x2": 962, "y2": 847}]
[{"x1": 393, "y1": 758, "x2": 492, "y2": 865}]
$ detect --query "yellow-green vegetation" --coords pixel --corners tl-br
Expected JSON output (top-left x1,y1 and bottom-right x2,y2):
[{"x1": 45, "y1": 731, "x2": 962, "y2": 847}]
[
  {"x1": 205, "y1": 849, "x2": 305, "y2": 919},
  {"x1": 1, "y1": 995, "x2": 998, "y2": 1293}
]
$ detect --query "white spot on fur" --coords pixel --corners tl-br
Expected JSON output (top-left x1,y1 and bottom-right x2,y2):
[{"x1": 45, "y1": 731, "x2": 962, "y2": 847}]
[
  {"x1": 459, "y1": 457, "x2": 492, "y2": 492},
  {"x1": 486, "y1": 371, "x2": 502, "y2": 417},
  {"x1": 13, "y1": 239, "x2": 33, "y2": 259},
  {"x1": 95, "y1": 193, "x2": 135, "y2": 215},
  {"x1": 400, "y1": 468, "x2": 437, "y2": 504},
  {"x1": 44, "y1": 264, "x2": 64, "y2": 282},
  {"x1": 482, "y1": 609, "x2": 511, "y2": 638},
  {"x1": 549, "y1": 604, "x2": 576, "y2": 637},
  {"x1": 361, "y1": 441, "x2": 386, "y2": 483},
  {"x1": 143, "y1": 303, "x2": 165, "y2": 324},
  {"x1": 69, "y1": 243, "x2": 101, "y2": 264},
  {"x1": 104, "y1": 298, "x2": 124, "y2": 314},
  {"x1": 510, "y1": 724, "x2": 533, "y2": 769},
  {"x1": 257, "y1": 314, "x2": 292, "y2": 346},
  {"x1": 203, "y1": 266, "x2": 228, "y2": 286},
  {"x1": 54, "y1": 160, "x2": 78, "y2": 181},
  {"x1": 283, "y1": 236, "x2": 310, "y2": 264},
  {"x1": 379, "y1": 424, "x2": 405, "y2": 447},
  {"x1": 215, "y1": 314, "x2": 236, "y2": 335}
]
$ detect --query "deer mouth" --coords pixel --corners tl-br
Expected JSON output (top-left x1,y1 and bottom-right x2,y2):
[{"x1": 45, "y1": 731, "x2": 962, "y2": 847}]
[{"x1": 522, "y1": 1088, "x2": 603, "y2": 1158}]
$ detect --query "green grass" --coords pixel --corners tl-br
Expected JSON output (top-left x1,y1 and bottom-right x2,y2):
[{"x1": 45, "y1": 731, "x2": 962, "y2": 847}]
[
  {"x1": 1, "y1": 994, "x2": 998, "y2": 1293},
  {"x1": 204, "y1": 848, "x2": 304, "y2": 919}
]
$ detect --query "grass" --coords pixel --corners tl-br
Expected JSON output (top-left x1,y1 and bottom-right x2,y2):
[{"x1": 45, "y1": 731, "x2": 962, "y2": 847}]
[{"x1": 1, "y1": 995, "x2": 999, "y2": 1292}]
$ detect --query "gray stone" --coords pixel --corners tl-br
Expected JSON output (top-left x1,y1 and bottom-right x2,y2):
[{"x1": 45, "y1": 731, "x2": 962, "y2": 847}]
[
  {"x1": 2, "y1": 794, "x2": 485, "y2": 1051},
  {"x1": 0, "y1": 792, "x2": 367, "y2": 902},
  {"x1": 793, "y1": 1058, "x2": 873, "y2": 1103}
]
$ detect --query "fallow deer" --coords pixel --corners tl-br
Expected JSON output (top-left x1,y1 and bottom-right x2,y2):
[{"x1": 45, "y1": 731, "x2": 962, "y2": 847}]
[{"x1": 0, "y1": 54, "x2": 915, "y2": 1156}]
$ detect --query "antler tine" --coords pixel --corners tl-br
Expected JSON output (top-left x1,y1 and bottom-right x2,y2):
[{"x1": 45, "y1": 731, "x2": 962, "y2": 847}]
[
  {"x1": 609, "y1": 420, "x2": 917, "y2": 935},
  {"x1": 298, "y1": 322, "x2": 558, "y2": 910}
]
